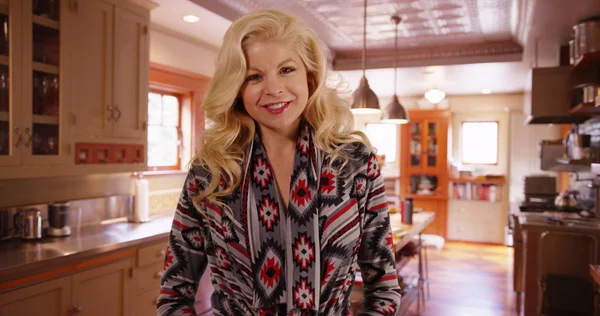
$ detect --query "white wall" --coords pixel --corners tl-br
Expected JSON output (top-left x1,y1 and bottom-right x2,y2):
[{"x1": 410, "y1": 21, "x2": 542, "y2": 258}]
[{"x1": 149, "y1": 27, "x2": 218, "y2": 77}]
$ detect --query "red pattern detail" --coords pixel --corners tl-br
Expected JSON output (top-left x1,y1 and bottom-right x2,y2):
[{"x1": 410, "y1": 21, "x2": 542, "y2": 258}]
[
  {"x1": 293, "y1": 279, "x2": 315, "y2": 309},
  {"x1": 385, "y1": 231, "x2": 393, "y2": 247},
  {"x1": 259, "y1": 254, "x2": 282, "y2": 290},
  {"x1": 215, "y1": 246, "x2": 232, "y2": 270},
  {"x1": 291, "y1": 178, "x2": 313, "y2": 207},
  {"x1": 163, "y1": 246, "x2": 173, "y2": 270},
  {"x1": 367, "y1": 154, "x2": 380, "y2": 179},
  {"x1": 323, "y1": 198, "x2": 357, "y2": 231},
  {"x1": 253, "y1": 155, "x2": 273, "y2": 189},
  {"x1": 321, "y1": 260, "x2": 336, "y2": 286},
  {"x1": 258, "y1": 197, "x2": 280, "y2": 231},
  {"x1": 320, "y1": 169, "x2": 336, "y2": 194},
  {"x1": 187, "y1": 178, "x2": 198, "y2": 197},
  {"x1": 293, "y1": 233, "x2": 315, "y2": 270},
  {"x1": 371, "y1": 299, "x2": 396, "y2": 315}
]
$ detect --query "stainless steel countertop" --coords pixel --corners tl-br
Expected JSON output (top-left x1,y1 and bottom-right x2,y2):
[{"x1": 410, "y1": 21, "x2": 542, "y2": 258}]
[
  {"x1": 0, "y1": 211, "x2": 175, "y2": 283},
  {"x1": 517, "y1": 212, "x2": 600, "y2": 233}
]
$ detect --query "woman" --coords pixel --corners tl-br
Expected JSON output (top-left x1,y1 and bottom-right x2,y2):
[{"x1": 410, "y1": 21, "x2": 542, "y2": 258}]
[{"x1": 157, "y1": 8, "x2": 401, "y2": 316}]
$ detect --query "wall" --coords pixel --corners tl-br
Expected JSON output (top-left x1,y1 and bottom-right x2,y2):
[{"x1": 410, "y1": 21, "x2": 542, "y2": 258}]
[{"x1": 0, "y1": 27, "x2": 217, "y2": 211}]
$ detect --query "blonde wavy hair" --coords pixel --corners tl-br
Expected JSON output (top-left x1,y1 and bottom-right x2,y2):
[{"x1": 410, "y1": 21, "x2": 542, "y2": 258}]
[{"x1": 194, "y1": 8, "x2": 371, "y2": 206}]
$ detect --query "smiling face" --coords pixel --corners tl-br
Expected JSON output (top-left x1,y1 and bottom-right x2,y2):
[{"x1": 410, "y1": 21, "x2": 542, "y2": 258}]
[{"x1": 240, "y1": 40, "x2": 309, "y2": 138}]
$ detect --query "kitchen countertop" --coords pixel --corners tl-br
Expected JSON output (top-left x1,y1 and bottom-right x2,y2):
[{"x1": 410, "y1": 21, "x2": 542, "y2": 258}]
[
  {"x1": 0, "y1": 210, "x2": 176, "y2": 284},
  {"x1": 518, "y1": 212, "x2": 600, "y2": 233}
]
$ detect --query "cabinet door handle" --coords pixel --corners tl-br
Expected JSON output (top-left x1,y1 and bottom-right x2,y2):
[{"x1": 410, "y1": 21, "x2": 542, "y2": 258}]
[
  {"x1": 114, "y1": 106, "x2": 122, "y2": 122},
  {"x1": 107, "y1": 105, "x2": 114, "y2": 122},
  {"x1": 154, "y1": 271, "x2": 164, "y2": 279},
  {"x1": 157, "y1": 249, "x2": 166, "y2": 257},
  {"x1": 24, "y1": 128, "x2": 32, "y2": 147},
  {"x1": 13, "y1": 127, "x2": 22, "y2": 147}
]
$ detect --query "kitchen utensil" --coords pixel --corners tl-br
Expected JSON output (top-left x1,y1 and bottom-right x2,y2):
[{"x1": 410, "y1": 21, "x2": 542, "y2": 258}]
[
  {"x1": 47, "y1": 202, "x2": 70, "y2": 237},
  {"x1": 573, "y1": 17, "x2": 600, "y2": 57},
  {"x1": 21, "y1": 208, "x2": 42, "y2": 240},
  {"x1": 554, "y1": 190, "x2": 578, "y2": 211}
]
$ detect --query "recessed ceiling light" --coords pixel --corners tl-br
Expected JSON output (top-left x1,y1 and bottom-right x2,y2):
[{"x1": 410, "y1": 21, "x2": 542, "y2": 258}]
[
  {"x1": 183, "y1": 15, "x2": 200, "y2": 23},
  {"x1": 481, "y1": 89, "x2": 492, "y2": 94}
]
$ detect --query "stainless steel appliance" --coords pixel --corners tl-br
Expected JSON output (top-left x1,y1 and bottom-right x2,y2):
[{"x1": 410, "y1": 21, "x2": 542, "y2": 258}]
[
  {"x1": 47, "y1": 202, "x2": 71, "y2": 237},
  {"x1": 520, "y1": 175, "x2": 558, "y2": 212},
  {"x1": 21, "y1": 208, "x2": 42, "y2": 240}
]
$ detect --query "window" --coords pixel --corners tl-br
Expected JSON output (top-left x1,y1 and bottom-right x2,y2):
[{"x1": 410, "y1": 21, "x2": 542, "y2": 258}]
[
  {"x1": 365, "y1": 123, "x2": 398, "y2": 163},
  {"x1": 461, "y1": 121, "x2": 498, "y2": 165},
  {"x1": 148, "y1": 91, "x2": 181, "y2": 170}
]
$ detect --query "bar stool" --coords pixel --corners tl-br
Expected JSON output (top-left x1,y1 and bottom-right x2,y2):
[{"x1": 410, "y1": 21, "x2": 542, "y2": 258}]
[{"x1": 413, "y1": 234, "x2": 445, "y2": 298}]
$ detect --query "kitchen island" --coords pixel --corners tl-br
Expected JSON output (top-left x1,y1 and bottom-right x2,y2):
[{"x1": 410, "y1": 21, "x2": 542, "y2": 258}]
[{"x1": 517, "y1": 213, "x2": 600, "y2": 316}]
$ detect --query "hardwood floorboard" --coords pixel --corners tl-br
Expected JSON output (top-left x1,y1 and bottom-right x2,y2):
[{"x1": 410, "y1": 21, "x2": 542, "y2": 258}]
[{"x1": 400, "y1": 241, "x2": 519, "y2": 316}]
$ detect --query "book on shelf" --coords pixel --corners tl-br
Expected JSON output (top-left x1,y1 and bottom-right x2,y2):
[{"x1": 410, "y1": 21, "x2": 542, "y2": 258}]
[{"x1": 451, "y1": 182, "x2": 502, "y2": 202}]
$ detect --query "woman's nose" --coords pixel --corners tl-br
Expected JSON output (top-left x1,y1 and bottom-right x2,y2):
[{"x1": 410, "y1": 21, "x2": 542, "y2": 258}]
[{"x1": 264, "y1": 76, "x2": 283, "y2": 96}]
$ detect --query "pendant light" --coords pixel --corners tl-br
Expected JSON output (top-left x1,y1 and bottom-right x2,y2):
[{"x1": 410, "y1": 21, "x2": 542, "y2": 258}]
[
  {"x1": 350, "y1": 0, "x2": 381, "y2": 115},
  {"x1": 381, "y1": 15, "x2": 409, "y2": 124}
]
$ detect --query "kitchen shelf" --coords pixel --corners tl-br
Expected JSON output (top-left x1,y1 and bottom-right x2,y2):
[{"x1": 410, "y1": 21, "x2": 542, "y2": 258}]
[
  {"x1": 32, "y1": 114, "x2": 59, "y2": 125},
  {"x1": 450, "y1": 177, "x2": 506, "y2": 184},
  {"x1": 572, "y1": 51, "x2": 600, "y2": 74},
  {"x1": 570, "y1": 102, "x2": 600, "y2": 115},
  {"x1": 32, "y1": 15, "x2": 59, "y2": 30},
  {"x1": 32, "y1": 62, "x2": 59, "y2": 75}
]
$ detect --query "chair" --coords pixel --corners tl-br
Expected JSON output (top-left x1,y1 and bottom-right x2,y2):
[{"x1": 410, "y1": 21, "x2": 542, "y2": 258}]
[
  {"x1": 412, "y1": 233, "x2": 445, "y2": 298},
  {"x1": 538, "y1": 231, "x2": 597, "y2": 316}
]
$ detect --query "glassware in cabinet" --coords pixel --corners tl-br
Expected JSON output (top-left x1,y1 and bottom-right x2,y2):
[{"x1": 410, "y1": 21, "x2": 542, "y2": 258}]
[
  {"x1": 410, "y1": 122, "x2": 422, "y2": 167},
  {"x1": 30, "y1": 0, "x2": 60, "y2": 158}
]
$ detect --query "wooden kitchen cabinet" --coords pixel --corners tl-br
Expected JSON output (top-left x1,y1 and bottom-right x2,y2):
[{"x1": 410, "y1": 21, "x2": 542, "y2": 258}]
[
  {"x1": 0, "y1": 0, "x2": 71, "y2": 169},
  {"x1": 71, "y1": 258, "x2": 134, "y2": 316},
  {"x1": 400, "y1": 109, "x2": 450, "y2": 238},
  {"x1": 0, "y1": 275, "x2": 71, "y2": 316},
  {"x1": 0, "y1": 0, "x2": 154, "y2": 178},
  {"x1": 69, "y1": 0, "x2": 148, "y2": 142}
]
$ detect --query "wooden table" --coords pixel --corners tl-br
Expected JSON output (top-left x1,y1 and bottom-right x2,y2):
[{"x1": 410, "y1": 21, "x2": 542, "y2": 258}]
[{"x1": 390, "y1": 212, "x2": 435, "y2": 252}]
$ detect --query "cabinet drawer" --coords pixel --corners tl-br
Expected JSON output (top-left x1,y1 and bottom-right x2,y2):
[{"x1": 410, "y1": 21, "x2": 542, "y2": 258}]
[
  {"x1": 135, "y1": 262, "x2": 163, "y2": 291},
  {"x1": 132, "y1": 288, "x2": 160, "y2": 316},
  {"x1": 137, "y1": 241, "x2": 168, "y2": 267}
]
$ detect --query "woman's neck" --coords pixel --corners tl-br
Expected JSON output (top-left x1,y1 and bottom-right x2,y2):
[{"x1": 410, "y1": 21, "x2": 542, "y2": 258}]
[{"x1": 258, "y1": 120, "x2": 301, "y2": 155}]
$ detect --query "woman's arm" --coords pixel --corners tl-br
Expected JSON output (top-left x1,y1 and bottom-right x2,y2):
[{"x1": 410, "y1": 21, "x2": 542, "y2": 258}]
[
  {"x1": 356, "y1": 154, "x2": 402, "y2": 315},
  {"x1": 157, "y1": 168, "x2": 208, "y2": 316}
]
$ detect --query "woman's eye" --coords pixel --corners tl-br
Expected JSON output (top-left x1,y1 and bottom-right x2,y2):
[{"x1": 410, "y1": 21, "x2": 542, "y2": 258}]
[
  {"x1": 281, "y1": 67, "x2": 295, "y2": 74},
  {"x1": 245, "y1": 74, "x2": 260, "y2": 82}
]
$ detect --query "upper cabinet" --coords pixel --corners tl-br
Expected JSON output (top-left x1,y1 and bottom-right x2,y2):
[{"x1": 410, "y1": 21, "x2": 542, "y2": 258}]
[
  {"x1": 0, "y1": 0, "x2": 69, "y2": 168},
  {"x1": 0, "y1": 0, "x2": 155, "y2": 178},
  {"x1": 70, "y1": 0, "x2": 148, "y2": 142}
]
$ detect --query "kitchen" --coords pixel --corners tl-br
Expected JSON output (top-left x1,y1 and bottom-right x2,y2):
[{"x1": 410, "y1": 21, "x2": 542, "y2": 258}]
[{"x1": 1, "y1": 0, "x2": 600, "y2": 315}]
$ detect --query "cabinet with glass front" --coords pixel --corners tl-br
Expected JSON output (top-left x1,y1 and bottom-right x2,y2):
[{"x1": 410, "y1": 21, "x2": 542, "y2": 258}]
[
  {"x1": 400, "y1": 109, "x2": 450, "y2": 237},
  {"x1": 0, "y1": 0, "x2": 68, "y2": 168}
]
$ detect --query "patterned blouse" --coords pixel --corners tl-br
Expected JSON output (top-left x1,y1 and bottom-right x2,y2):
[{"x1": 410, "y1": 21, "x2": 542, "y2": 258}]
[{"x1": 157, "y1": 124, "x2": 401, "y2": 316}]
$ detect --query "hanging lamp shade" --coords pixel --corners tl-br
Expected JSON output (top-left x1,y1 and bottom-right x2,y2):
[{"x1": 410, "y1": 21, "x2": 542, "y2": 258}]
[
  {"x1": 381, "y1": 15, "x2": 409, "y2": 124},
  {"x1": 350, "y1": 0, "x2": 381, "y2": 115}
]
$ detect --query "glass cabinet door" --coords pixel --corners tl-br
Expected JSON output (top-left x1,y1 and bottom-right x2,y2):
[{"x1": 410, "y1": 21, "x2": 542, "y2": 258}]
[
  {"x1": 409, "y1": 121, "x2": 422, "y2": 167},
  {"x1": 27, "y1": 0, "x2": 62, "y2": 160},
  {"x1": 426, "y1": 121, "x2": 438, "y2": 168},
  {"x1": 0, "y1": 1, "x2": 8, "y2": 157}
]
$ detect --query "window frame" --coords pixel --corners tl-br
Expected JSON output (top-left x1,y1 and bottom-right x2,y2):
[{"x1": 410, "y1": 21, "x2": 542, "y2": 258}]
[
  {"x1": 460, "y1": 120, "x2": 499, "y2": 166},
  {"x1": 147, "y1": 89, "x2": 183, "y2": 171}
]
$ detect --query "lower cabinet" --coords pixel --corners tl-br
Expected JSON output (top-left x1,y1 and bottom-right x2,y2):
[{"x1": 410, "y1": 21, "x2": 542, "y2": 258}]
[
  {"x1": 0, "y1": 276, "x2": 71, "y2": 316},
  {"x1": 0, "y1": 258, "x2": 133, "y2": 316},
  {"x1": 447, "y1": 199, "x2": 506, "y2": 244}
]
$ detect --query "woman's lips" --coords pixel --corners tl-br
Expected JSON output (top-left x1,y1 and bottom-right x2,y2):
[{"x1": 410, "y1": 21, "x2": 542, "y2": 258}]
[{"x1": 263, "y1": 101, "x2": 291, "y2": 114}]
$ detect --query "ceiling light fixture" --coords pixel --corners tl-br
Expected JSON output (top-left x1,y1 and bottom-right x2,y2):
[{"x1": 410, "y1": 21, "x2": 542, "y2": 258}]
[
  {"x1": 183, "y1": 15, "x2": 200, "y2": 23},
  {"x1": 381, "y1": 15, "x2": 409, "y2": 124},
  {"x1": 350, "y1": 0, "x2": 381, "y2": 115},
  {"x1": 481, "y1": 89, "x2": 492, "y2": 94},
  {"x1": 424, "y1": 87, "x2": 446, "y2": 104}
]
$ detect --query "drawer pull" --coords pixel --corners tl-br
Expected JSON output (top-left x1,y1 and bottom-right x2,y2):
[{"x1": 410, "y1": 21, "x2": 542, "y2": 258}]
[
  {"x1": 157, "y1": 249, "x2": 166, "y2": 257},
  {"x1": 154, "y1": 271, "x2": 164, "y2": 279}
]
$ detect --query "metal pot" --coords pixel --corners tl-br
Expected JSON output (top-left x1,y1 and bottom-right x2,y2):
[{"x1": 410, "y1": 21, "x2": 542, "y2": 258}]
[
  {"x1": 555, "y1": 191, "x2": 578, "y2": 210},
  {"x1": 573, "y1": 18, "x2": 600, "y2": 57}
]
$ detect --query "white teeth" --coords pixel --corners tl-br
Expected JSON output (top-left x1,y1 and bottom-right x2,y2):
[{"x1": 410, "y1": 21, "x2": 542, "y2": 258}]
[{"x1": 266, "y1": 102, "x2": 287, "y2": 109}]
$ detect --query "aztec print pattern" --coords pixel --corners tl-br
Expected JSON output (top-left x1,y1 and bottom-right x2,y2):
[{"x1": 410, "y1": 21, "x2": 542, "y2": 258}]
[{"x1": 157, "y1": 121, "x2": 401, "y2": 315}]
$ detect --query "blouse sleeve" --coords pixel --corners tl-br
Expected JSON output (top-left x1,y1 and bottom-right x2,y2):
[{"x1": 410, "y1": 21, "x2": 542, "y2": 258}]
[
  {"x1": 356, "y1": 153, "x2": 402, "y2": 315},
  {"x1": 157, "y1": 167, "x2": 208, "y2": 316}
]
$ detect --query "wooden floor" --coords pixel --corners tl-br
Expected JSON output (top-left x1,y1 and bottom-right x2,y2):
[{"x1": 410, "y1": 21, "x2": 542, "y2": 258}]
[{"x1": 402, "y1": 241, "x2": 519, "y2": 316}]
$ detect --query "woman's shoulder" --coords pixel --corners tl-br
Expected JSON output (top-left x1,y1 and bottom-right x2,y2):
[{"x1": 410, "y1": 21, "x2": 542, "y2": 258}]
[{"x1": 335, "y1": 140, "x2": 375, "y2": 164}]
